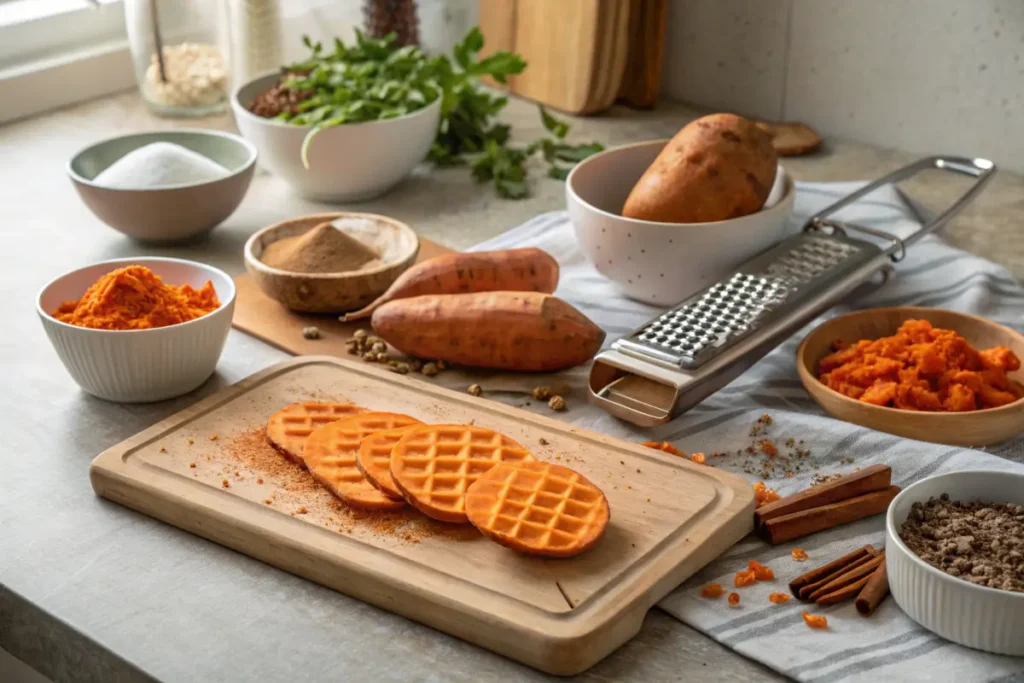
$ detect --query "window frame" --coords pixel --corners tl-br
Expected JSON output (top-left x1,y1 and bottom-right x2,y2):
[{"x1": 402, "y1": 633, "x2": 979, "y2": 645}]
[{"x1": 0, "y1": 0, "x2": 135, "y2": 125}]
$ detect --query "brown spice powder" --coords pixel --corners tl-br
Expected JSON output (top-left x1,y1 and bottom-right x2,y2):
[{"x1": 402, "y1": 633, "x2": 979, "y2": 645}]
[{"x1": 222, "y1": 427, "x2": 472, "y2": 544}]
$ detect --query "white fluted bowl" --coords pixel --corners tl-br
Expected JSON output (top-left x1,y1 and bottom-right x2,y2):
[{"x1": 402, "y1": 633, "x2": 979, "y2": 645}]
[
  {"x1": 886, "y1": 470, "x2": 1024, "y2": 656},
  {"x1": 37, "y1": 257, "x2": 236, "y2": 403}
]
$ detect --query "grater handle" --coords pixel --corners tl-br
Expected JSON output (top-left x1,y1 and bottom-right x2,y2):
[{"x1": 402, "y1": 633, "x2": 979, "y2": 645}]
[{"x1": 806, "y1": 156, "x2": 996, "y2": 249}]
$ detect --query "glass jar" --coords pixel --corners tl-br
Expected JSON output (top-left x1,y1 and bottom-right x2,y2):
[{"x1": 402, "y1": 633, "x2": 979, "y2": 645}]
[{"x1": 124, "y1": 0, "x2": 231, "y2": 118}]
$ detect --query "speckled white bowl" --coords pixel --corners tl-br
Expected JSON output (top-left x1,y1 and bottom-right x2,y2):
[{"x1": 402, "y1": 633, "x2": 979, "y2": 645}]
[
  {"x1": 566, "y1": 140, "x2": 794, "y2": 306},
  {"x1": 886, "y1": 470, "x2": 1024, "y2": 656},
  {"x1": 37, "y1": 257, "x2": 236, "y2": 403}
]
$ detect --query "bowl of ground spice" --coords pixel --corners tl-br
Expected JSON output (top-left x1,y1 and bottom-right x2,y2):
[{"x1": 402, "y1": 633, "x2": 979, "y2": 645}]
[
  {"x1": 244, "y1": 212, "x2": 419, "y2": 313},
  {"x1": 37, "y1": 257, "x2": 235, "y2": 402},
  {"x1": 886, "y1": 470, "x2": 1024, "y2": 656}
]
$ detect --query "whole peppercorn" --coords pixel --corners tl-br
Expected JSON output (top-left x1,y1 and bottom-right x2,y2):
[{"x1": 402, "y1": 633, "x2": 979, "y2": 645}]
[{"x1": 548, "y1": 395, "x2": 566, "y2": 411}]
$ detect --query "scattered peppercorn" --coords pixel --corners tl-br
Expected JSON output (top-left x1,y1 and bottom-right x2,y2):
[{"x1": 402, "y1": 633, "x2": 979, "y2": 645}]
[
  {"x1": 548, "y1": 395, "x2": 566, "y2": 411},
  {"x1": 421, "y1": 362, "x2": 438, "y2": 377},
  {"x1": 302, "y1": 326, "x2": 322, "y2": 340},
  {"x1": 468, "y1": 384, "x2": 483, "y2": 397},
  {"x1": 532, "y1": 386, "x2": 552, "y2": 400}
]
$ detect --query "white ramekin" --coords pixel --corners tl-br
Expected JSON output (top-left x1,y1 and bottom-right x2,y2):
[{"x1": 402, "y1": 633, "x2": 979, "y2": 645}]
[
  {"x1": 886, "y1": 470, "x2": 1024, "y2": 656},
  {"x1": 566, "y1": 139, "x2": 795, "y2": 306},
  {"x1": 37, "y1": 257, "x2": 236, "y2": 403}
]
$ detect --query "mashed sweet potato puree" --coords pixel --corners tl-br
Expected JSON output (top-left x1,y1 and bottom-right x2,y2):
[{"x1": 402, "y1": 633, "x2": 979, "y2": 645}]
[{"x1": 818, "y1": 319, "x2": 1022, "y2": 412}]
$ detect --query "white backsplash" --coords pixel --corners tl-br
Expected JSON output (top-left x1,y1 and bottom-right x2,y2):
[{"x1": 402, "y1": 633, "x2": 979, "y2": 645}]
[{"x1": 662, "y1": 0, "x2": 1024, "y2": 173}]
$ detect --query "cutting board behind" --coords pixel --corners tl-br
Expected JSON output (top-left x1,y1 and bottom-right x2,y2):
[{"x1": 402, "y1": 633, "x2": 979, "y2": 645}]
[
  {"x1": 232, "y1": 237, "x2": 452, "y2": 356},
  {"x1": 479, "y1": 0, "x2": 631, "y2": 115},
  {"x1": 616, "y1": 0, "x2": 668, "y2": 108},
  {"x1": 90, "y1": 356, "x2": 754, "y2": 675}
]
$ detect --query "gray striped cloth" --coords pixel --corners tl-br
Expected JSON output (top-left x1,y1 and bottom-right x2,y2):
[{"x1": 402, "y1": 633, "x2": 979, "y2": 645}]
[{"x1": 466, "y1": 181, "x2": 1024, "y2": 682}]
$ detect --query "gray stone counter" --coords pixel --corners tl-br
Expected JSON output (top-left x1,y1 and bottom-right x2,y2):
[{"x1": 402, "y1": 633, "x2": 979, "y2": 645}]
[{"x1": 2, "y1": 92, "x2": 1022, "y2": 683}]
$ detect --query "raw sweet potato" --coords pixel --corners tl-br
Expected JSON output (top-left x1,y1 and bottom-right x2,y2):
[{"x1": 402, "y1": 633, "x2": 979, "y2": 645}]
[
  {"x1": 343, "y1": 248, "x2": 559, "y2": 321},
  {"x1": 622, "y1": 113, "x2": 777, "y2": 223},
  {"x1": 370, "y1": 292, "x2": 605, "y2": 372}
]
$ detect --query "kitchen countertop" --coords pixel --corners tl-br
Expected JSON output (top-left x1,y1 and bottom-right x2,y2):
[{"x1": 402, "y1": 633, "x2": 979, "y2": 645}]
[{"x1": 3, "y1": 91, "x2": 1023, "y2": 683}]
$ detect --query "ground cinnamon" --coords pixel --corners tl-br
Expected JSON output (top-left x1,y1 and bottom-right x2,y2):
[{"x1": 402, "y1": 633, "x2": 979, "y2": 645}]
[
  {"x1": 855, "y1": 562, "x2": 890, "y2": 616},
  {"x1": 762, "y1": 486, "x2": 900, "y2": 544},
  {"x1": 260, "y1": 222, "x2": 380, "y2": 274}
]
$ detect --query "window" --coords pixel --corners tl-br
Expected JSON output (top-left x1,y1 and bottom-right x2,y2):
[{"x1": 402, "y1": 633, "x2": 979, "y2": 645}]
[{"x1": 0, "y1": 0, "x2": 132, "y2": 124}]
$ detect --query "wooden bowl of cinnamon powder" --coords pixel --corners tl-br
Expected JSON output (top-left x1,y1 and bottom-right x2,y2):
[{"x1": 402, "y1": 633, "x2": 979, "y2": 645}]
[{"x1": 244, "y1": 213, "x2": 419, "y2": 313}]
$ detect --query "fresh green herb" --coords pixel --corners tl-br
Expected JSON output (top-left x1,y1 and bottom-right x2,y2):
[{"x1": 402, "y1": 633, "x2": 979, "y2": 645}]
[{"x1": 267, "y1": 28, "x2": 602, "y2": 197}]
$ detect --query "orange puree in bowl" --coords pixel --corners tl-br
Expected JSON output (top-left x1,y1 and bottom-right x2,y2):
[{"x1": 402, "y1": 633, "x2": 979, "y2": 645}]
[
  {"x1": 53, "y1": 265, "x2": 220, "y2": 330},
  {"x1": 818, "y1": 319, "x2": 1021, "y2": 412}
]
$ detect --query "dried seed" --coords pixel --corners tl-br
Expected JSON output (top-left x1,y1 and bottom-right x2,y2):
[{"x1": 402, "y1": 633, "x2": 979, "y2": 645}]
[
  {"x1": 468, "y1": 384, "x2": 483, "y2": 397},
  {"x1": 366, "y1": 335, "x2": 383, "y2": 346},
  {"x1": 371, "y1": 341, "x2": 386, "y2": 354},
  {"x1": 392, "y1": 362, "x2": 409, "y2": 375},
  {"x1": 409, "y1": 359, "x2": 423, "y2": 372},
  {"x1": 353, "y1": 329, "x2": 368, "y2": 340},
  {"x1": 362, "y1": 352, "x2": 378, "y2": 363},
  {"x1": 532, "y1": 386, "x2": 552, "y2": 401},
  {"x1": 375, "y1": 352, "x2": 389, "y2": 362},
  {"x1": 548, "y1": 395, "x2": 566, "y2": 411},
  {"x1": 302, "y1": 326, "x2": 321, "y2": 340},
  {"x1": 421, "y1": 362, "x2": 438, "y2": 377}
]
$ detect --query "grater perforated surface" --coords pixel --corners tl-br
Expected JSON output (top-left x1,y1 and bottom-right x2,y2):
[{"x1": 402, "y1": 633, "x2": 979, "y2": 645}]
[{"x1": 617, "y1": 234, "x2": 877, "y2": 369}]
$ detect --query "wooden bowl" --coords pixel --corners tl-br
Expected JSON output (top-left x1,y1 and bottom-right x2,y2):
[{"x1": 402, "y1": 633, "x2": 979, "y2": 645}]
[
  {"x1": 244, "y1": 213, "x2": 419, "y2": 313},
  {"x1": 796, "y1": 307, "x2": 1024, "y2": 447}
]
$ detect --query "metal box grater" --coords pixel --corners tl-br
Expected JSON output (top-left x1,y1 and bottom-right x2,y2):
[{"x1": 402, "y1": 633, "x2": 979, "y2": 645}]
[{"x1": 588, "y1": 156, "x2": 996, "y2": 427}]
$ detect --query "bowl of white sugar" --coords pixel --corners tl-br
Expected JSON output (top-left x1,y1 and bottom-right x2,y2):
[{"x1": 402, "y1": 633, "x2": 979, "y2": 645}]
[{"x1": 68, "y1": 129, "x2": 257, "y2": 243}]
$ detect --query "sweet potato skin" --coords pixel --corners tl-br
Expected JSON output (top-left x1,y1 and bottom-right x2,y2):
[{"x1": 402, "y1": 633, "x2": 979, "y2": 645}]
[
  {"x1": 622, "y1": 113, "x2": 777, "y2": 223},
  {"x1": 344, "y1": 248, "x2": 559, "y2": 321},
  {"x1": 370, "y1": 292, "x2": 606, "y2": 372}
]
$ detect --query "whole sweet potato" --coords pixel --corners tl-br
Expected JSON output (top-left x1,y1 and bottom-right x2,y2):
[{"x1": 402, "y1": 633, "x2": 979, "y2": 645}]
[
  {"x1": 622, "y1": 113, "x2": 777, "y2": 223},
  {"x1": 344, "y1": 248, "x2": 559, "y2": 321},
  {"x1": 370, "y1": 292, "x2": 606, "y2": 372}
]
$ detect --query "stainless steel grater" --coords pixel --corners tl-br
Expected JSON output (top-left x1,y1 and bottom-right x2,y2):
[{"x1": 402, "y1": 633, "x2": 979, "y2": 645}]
[{"x1": 588, "y1": 156, "x2": 996, "y2": 426}]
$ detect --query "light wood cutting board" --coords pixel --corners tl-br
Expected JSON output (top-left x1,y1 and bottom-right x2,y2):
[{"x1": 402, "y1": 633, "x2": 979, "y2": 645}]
[
  {"x1": 90, "y1": 357, "x2": 754, "y2": 675},
  {"x1": 479, "y1": 0, "x2": 631, "y2": 115}
]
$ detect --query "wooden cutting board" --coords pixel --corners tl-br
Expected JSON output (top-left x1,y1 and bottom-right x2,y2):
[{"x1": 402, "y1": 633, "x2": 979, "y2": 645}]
[
  {"x1": 90, "y1": 357, "x2": 754, "y2": 675},
  {"x1": 478, "y1": 0, "x2": 631, "y2": 115},
  {"x1": 231, "y1": 237, "x2": 453, "y2": 356},
  {"x1": 616, "y1": 0, "x2": 668, "y2": 108}
]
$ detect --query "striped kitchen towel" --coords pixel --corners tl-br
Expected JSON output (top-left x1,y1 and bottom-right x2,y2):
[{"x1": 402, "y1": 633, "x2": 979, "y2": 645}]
[{"x1": 460, "y1": 181, "x2": 1024, "y2": 682}]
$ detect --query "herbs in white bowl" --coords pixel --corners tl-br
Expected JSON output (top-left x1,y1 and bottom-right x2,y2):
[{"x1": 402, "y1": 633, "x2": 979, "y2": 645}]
[{"x1": 247, "y1": 28, "x2": 603, "y2": 199}]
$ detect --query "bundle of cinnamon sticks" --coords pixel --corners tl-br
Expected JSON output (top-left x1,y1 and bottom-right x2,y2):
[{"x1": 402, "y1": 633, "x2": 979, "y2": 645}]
[
  {"x1": 755, "y1": 464, "x2": 900, "y2": 544},
  {"x1": 789, "y1": 545, "x2": 890, "y2": 614}
]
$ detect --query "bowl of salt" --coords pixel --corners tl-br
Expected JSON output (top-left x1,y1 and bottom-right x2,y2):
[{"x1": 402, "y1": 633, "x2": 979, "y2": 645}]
[{"x1": 68, "y1": 129, "x2": 257, "y2": 243}]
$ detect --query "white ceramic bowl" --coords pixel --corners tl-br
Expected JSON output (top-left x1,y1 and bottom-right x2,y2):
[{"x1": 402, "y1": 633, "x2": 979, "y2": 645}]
[
  {"x1": 67, "y1": 129, "x2": 257, "y2": 243},
  {"x1": 886, "y1": 470, "x2": 1024, "y2": 656},
  {"x1": 232, "y1": 72, "x2": 441, "y2": 202},
  {"x1": 566, "y1": 140, "x2": 795, "y2": 306},
  {"x1": 37, "y1": 258, "x2": 236, "y2": 403}
]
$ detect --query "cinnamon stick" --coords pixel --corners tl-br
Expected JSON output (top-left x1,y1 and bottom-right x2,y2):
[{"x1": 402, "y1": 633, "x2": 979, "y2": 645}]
[
  {"x1": 789, "y1": 545, "x2": 875, "y2": 596},
  {"x1": 855, "y1": 561, "x2": 890, "y2": 616},
  {"x1": 807, "y1": 553, "x2": 885, "y2": 602},
  {"x1": 797, "y1": 552, "x2": 879, "y2": 600},
  {"x1": 761, "y1": 485, "x2": 901, "y2": 545},
  {"x1": 815, "y1": 574, "x2": 871, "y2": 607},
  {"x1": 754, "y1": 464, "x2": 892, "y2": 528}
]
